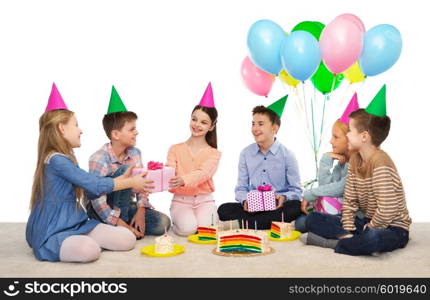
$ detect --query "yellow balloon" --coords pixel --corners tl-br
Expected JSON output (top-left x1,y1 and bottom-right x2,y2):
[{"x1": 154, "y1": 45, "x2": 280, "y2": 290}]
[
  {"x1": 343, "y1": 62, "x2": 365, "y2": 83},
  {"x1": 279, "y1": 69, "x2": 300, "y2": 87}
]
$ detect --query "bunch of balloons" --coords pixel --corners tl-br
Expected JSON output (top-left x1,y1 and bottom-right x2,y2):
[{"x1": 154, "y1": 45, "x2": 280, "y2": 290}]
[{"x1": 241, "y1": 14, "x2": 402, "y2": 96}]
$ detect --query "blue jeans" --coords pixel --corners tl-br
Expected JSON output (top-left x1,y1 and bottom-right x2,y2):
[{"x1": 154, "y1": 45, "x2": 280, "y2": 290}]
[
  {"x1": 306, "y1": 212, "x2": 409, "y2": 256},
  {"x1": 294, "y1": 214, "x2": 308, "y2": 233},
  {"x1": 87, "y1": 165, "x2": 171, "y2": 235}
]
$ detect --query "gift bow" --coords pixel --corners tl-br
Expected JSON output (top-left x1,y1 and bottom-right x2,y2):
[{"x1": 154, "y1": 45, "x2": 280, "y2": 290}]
[
  {"x1": 257, "y1": 184, "x2": 272, "y2": 192},
  {"x1": 147, "y1": 161, "x2": 163, "y2": 170}
]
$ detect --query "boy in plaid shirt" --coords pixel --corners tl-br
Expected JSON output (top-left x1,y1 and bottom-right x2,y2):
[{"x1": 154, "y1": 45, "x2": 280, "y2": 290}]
[{"x1": 86, "y1": 86, "x2": 170, "y2": 238}]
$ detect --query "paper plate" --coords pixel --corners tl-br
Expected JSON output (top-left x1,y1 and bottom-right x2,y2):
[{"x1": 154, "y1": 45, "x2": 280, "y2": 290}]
[
  {"x1": 140, "y1": 244, "x2": 185, "y2": 257},
  {"x1": 212, "y1": 247, "x2": 274, "y2": 257},
  {"x1": 268, "y1": 230, "x2": 301, "y2": 241},
  {"x1": 187, "y1": 234, "x2": 217, "y2": 244}
]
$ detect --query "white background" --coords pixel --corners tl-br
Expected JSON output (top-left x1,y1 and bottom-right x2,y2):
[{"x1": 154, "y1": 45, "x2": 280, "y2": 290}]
[{"x1": 0, "y1": 0, "x2": 428, "y2": 222}]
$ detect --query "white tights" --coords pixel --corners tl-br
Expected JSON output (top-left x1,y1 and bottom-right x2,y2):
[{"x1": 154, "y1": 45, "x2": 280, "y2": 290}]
[{"x1": 59, "y1": 224, "x2": 136, "y2": 263}]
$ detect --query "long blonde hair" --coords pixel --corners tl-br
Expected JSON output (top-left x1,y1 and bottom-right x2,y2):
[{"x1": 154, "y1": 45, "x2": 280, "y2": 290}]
[{"x1": 30, "y1": 110, "x2": 83, "y2": 210}]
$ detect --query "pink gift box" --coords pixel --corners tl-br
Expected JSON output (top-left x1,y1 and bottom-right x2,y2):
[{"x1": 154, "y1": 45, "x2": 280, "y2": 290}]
[
  {"x1": 132, "y1": 161, "x2": 175, "y2": 193},
  {"x1": 247, "y1": 185, "x2": 276, "y2": 212},
  {"x1": 315, "y1": 196, "x2": 342, "y2": 215}
]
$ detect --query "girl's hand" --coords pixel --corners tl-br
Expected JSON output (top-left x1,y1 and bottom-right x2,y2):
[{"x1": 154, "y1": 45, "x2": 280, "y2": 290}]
[
  {"x1": 131, "y1": 174, "x2": 154, "y2": 193},
  {"x1": 328, "y1": 152, "x2": 346, "y2": 165},
  {"x1": 169, "y1": 176, "x2": 185, "y2": 189},
  {"x1": 301, "y1": 199, "x2": 309, "y2": 215},
  {"x1": 275, "y1": 194, "x2": 285, "y2": 209}
]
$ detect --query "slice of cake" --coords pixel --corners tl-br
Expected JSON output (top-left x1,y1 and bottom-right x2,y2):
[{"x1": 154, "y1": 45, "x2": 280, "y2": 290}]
[
  {"x1": 270, "y1": 221, "x2": 293, "y2": 239},
  {"x1": 155, "y1": 234, "x2": 174, "y2": 254},
  {"x1": 217, "y1": 229, "x2": 269, "y2": 254},
  {"x1": 197, "y1": 226, "x2": 217, "y2": 241}
]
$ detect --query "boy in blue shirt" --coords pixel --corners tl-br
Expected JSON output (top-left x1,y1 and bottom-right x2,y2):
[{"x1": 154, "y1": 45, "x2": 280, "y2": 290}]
[{"x1": 218, "y1": 96, "x2": 302, "y2": 229}]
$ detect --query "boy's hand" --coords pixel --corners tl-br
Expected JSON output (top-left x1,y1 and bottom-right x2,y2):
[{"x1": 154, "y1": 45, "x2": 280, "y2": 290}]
[
  {"x1": 243, "y1": 200, "x2": 249, "y2": 212},
  {"x1": 169, "y1": 176, "x2": 185, "y2": 189},
  {"x1": 275, "y1": 195, "x2": 285, "y2": 209},
  {"x1": 301, "y1": 199, "x2": 309, "y2": 215},
  {"x1": 130, "y1": 207, "x2": 146, "y2": 238},
  {"x1": 117, "y1": 165, "x2": 136, "y2": 180},
  {"x1": 117, "y1": 218, "x2": 143, "y2": 238}
]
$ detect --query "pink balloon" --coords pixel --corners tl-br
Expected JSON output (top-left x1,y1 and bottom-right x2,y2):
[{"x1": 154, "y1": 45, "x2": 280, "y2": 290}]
[
  {"x1": 320, "y1": 18, "x2": 364, "y2": 74},
  {"x1": 241, "y1": 56, "x2": 275, "y2": 96},
  {"x1": 335, "y1": 13, "x2": 365, "y2": 32}
]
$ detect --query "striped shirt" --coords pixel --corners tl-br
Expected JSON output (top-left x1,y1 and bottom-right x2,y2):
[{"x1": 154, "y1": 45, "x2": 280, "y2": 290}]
[
  {"x1": 88, "y1": 142, "x2": 151, "y2": 225},
  {"x1": 342, "y1": 149, "x2": 411, "y2": 232}
]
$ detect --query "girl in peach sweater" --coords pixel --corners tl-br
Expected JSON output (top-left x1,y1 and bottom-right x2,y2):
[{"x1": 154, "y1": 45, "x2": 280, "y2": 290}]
[{"x1": 167, "y1": 83, "x2": 221, "y2": 236}]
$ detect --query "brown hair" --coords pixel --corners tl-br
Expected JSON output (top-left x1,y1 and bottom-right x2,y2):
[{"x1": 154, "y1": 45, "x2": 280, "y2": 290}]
[
  {"x1": 102, "y1": 111, "x2": 138, "y2": 139},
  {"x1": 192, "y1": 105, "x2": 218, "y2": 149},
  {"x1": 349, "y1": 108, "x2": 391, "y2": 147},
  {"x1": 252, "y1": 105, "x2": 281, "y2": 127},
  {"x1": 30, "y1": 110, "x2": 83, "y2": 210}
]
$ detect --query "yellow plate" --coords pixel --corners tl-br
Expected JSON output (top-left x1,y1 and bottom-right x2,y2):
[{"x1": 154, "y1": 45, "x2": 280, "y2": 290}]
[
  {"x1": 268, "y1": 230, "x2": 301, "y2": 241},
  {"x1": 187, "y1": 234, "x2": 217, "y2": 244},
  {"x1": 140, "y1": 244, "x2": 185, "y2": 257}
]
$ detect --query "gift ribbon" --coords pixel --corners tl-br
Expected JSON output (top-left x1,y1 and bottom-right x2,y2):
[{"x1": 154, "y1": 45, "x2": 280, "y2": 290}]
[
  {"x1": 257, "y1": 184, "x2": 272, "y2": 192},
  {"x1": 147, "y1": 161, "x2": 164, "y2": 191},
  {"x1": 257, "y1": 184, "x2": 273, "y2": 211}
]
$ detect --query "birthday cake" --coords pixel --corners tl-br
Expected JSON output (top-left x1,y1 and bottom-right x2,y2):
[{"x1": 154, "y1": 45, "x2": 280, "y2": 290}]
[
  {"x1": 155, "y1": 234, "x2": 174, "y2": 254},
  {"x1": 216, "y1": 229, "x2": 269, "y2": 254},
  {"x1": 197, "y1": 226, "x2": 217, "y2": 241},
  {"x1": 270, "y1": 221, "x2": 293, "y2": 239}
]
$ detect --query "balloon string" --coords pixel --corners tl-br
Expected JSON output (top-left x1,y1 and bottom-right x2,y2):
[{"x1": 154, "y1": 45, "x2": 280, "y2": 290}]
[
  {"x1": 316, "y1": 75, "x2": 336, "y2": 160},
  {"x1": 280, "y1": 81, "x2": 314, "y2": 153},
  {"x1": 310, "y1": 86, "x2": 318, "y2": 176}
]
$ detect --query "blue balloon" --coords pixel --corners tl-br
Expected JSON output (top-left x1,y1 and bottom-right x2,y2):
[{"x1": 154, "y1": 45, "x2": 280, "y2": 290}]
[
  {"x1": 247, "y1": 19, "x2": 285, "y2": 75},
  {"x1": 359, "y1": 24, "x2": 402, "y2": 76},
  {"x1": 280, "y1": 31, "x2": 321, "y2": 81}
]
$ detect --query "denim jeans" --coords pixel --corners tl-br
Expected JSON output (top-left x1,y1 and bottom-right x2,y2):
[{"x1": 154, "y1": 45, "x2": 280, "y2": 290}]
[
  {"x1": 306, "y1": 212, "x2": 409, "y2": 256},
  {"x1": 294, "y1": 214, "x2": 308, "y2": 233},
  {"x1": 87, "y1": 165, "x2": 171, "y2": 236}
]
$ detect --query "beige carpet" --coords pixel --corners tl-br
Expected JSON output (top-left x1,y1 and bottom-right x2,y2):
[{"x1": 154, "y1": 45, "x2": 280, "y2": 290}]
[{"x1": 2, "y1": 223, "x2": 429, "y2": 278}]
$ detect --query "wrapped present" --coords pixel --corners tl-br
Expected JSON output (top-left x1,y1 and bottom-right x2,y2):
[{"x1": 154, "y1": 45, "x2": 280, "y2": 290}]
[
  {"x1": 246, "y1": 184, "x2": 277, "y2": 212},
  {"x1": 315, "y1": 196, "x2": 342, "y2": 215},
  {"x1": 132, "y1": 161, "x2": 175, "y2": 193}
]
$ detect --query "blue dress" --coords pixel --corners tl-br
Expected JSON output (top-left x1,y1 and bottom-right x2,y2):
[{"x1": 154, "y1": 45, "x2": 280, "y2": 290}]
[{"x1": 26, "y1": 153, "x2": 114, "y2": 261}]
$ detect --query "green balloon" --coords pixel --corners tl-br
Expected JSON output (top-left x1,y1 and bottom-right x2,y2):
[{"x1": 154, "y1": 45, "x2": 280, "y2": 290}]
[
  {"x1": 292, "y1": 21, "x2": 324, "y2": 40},
  {"x1": 311, "y1": 62, "x2": 344, "y2": 95}
]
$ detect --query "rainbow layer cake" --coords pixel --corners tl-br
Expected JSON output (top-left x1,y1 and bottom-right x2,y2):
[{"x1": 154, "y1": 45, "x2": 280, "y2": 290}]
[
  {"x1": 197, "y1": 226, "x2": 217, "y2": 241},
  {"x1": 270, "y1": 221, "x2": 293, "y2": 239},
  {"x1": 217, "y1": 230, "x2": 269, "y2": 253}
]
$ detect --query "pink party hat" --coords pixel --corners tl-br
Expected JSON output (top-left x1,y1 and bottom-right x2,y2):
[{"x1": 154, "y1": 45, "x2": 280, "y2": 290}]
[
  {"x1": 198, "y1": 82, "x2": 215, "y2": 108},
  {"x1": 339, "y1": 93, "x2": 359, "y2": 124},
  {"x1": 45, "y1": 83, "x2": 68, "y2": 112}
]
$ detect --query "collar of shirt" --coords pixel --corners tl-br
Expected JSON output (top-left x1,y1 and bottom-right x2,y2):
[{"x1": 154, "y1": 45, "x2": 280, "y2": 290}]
[
  {"x1": 252, "y1": 139, "x2": 281, "y2": 156},
  {"x1": 104, "y1": 142, "x2": 132, "y2": 165}
]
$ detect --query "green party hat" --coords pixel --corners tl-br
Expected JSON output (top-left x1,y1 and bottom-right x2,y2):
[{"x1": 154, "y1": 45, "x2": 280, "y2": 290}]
[
  {"x1": 365, "y1": 84, "x2": 386, "y2": 117},
  {"x1": 107, "y1": 85, "x2": 128, "y2": 114},
  {"x1": 267, "y1": 94, "x2": 288, "y2": 117}
]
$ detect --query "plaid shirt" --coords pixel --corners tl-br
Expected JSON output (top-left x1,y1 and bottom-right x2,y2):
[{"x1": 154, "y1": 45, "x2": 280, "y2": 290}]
[{"x1": 88, "y1": 142, "x2": 153, "y2": 225}]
